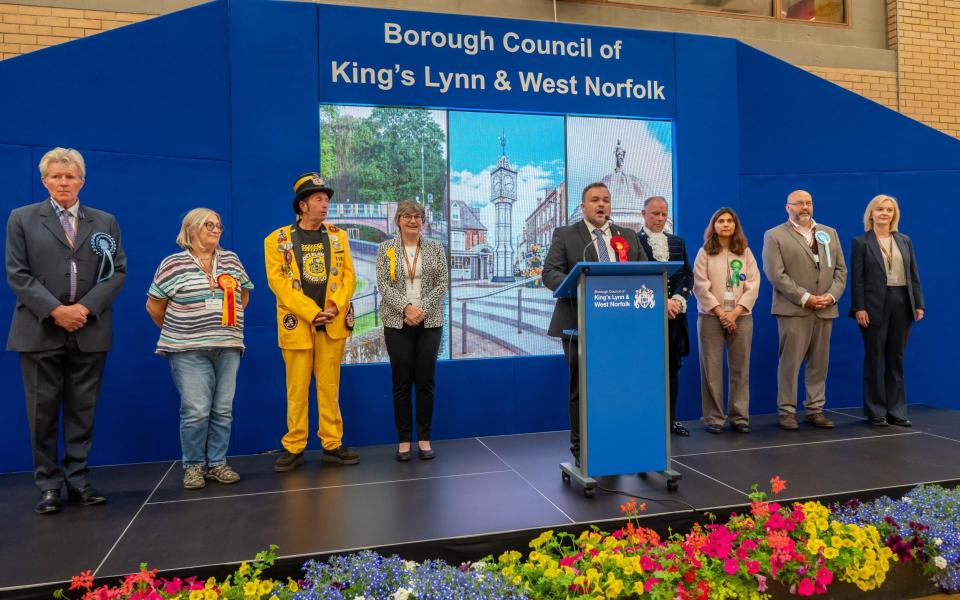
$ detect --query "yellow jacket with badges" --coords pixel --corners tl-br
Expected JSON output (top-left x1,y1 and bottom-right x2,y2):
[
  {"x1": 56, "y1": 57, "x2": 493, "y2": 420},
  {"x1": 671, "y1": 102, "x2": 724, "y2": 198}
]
[{"x1": 264, "y1": 223, "x2": 356, "y2": 348}]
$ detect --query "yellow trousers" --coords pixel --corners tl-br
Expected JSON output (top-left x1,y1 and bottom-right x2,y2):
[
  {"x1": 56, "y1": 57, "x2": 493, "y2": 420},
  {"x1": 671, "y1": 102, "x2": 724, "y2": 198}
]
[{"x1": 281, "y1": 330, "x2": 346, "y2": 453}]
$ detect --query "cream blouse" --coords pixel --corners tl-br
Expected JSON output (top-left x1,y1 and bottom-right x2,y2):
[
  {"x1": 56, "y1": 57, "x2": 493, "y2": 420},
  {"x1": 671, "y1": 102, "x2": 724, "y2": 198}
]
[{"x1": 693, "y1": 246, "x2": 761, "y2": 315}]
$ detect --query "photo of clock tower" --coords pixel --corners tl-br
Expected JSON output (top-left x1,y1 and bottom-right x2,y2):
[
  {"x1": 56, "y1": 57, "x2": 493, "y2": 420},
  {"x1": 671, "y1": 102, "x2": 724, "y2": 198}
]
[{"x1": 490, "y1": 130, "x2": 518, "y2": 282}]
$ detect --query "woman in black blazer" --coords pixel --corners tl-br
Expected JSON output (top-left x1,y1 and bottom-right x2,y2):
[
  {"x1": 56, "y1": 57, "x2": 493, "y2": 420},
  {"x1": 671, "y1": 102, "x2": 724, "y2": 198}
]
[{"x1": 849, "y1": 194, "x2": 924, "y2": 427}]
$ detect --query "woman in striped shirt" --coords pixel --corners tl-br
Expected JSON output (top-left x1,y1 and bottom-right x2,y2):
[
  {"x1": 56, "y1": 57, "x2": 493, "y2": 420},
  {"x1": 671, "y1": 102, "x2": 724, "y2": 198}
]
[{"x1": 146, "y1": 208, "x2": 253, "y2": 490}]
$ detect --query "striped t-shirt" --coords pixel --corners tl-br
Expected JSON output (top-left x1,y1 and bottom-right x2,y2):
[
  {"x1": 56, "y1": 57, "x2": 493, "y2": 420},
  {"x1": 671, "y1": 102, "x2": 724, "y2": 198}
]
[{"x1": 148, "y1": 250, "x2": 254, "y2": 354}]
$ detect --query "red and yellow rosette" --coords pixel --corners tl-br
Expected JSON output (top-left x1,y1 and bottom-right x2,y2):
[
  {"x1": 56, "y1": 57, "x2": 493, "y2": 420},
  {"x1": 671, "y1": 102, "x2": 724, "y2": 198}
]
[
  {"x1": 216, "y1": 273, "x2": 239, "y2": 326},
  {"x1": 610, "y1": 235, "x2": 630, "y2": 262},
  {"x1": 386, "y1": 247, "x2": 397, "y2": 282}
]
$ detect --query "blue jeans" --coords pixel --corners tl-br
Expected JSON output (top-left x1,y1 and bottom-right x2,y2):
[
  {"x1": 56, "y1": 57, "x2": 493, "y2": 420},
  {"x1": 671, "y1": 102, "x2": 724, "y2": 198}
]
[{"x1": 168, "y1": 349, "x2": 241, "y2": 467}]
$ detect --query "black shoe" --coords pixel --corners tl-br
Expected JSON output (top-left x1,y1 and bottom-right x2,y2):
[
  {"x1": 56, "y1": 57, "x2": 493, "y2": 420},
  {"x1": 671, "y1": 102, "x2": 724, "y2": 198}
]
[
  {"x1": 322, "y1": 445, "x2": 360, "y2": 465},
  {"x1": 869, "y1": 417, "x2": 889, "y2": 427},
  {"x1": 67, "y1": 484, "x2": 106, "y2": 506},
  {"x1": 395, "y1": 449, "x2": 411, "y2": 462},
  {"x1": 35, "y1": 489, "x2": 62, "y2": 515},
  {"x1": 887, "y1": 417, "x2": 913, "y2": 428},
  {"x1": 418, "y1": 449, "x2": 435, "y2": 460},
  {"x1": 570, "y1": 447, "x2": 581, "y2": 469},
  {"x1": 732, "y1": 423, "x2": 751, "y2": 434},
  {"x1": 671, "y1": 422, "x2": 691, "y2": 436},
  {"x1": 705, "y1": 424, "x2": 723, "y2": 434},
  {"x1": 274, "y1": 450, "x2": 304, "y2": 472}
]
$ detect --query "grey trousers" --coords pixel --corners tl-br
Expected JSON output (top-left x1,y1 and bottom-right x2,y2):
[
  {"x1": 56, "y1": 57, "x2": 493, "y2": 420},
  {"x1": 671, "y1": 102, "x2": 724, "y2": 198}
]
[
  {"x1": 20, "y1": 334, "x2": 106, "y2": 491},
  {"x1": 776, "y1": 314, "x2": 833, "y2": 416},
  {"x1": 698, "y1": 314, "x2": 753, "y2": 426}
]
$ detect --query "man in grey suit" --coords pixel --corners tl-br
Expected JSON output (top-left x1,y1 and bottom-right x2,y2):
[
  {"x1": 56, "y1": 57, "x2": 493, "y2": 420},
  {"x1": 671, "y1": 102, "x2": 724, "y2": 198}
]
[
  {"x1": 762, "y1": 189, "x2": 846, "y2": 431},
  {"x1": 5, "y1": 148, "x2": 126, "y2": 514}
]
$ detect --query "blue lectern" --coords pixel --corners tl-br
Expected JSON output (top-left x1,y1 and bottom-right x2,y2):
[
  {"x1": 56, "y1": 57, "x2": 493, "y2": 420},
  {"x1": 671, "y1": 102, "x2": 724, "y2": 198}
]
[{"x1": 554, "y1": 261, "x2": 683, "y2": 497}]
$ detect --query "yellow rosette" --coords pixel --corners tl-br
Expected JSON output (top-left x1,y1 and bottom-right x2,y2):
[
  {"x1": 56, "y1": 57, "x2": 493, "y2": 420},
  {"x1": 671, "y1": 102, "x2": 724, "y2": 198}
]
[
  {"x1": 216, "y1": 273, "x2": 239, "y2": 326},
  {"x1": 386, "y1": 247, "x2": 397, "y2": 282}
]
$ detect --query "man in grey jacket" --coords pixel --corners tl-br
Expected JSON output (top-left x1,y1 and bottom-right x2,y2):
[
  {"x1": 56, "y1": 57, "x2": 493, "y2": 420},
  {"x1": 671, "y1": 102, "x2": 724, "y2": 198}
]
[
  {"x1": 762, "y1": 189, "x2": 846, "y2": 431},
  {"x1": 5, "y1": 148, "x2": 126, "y2": 514}
]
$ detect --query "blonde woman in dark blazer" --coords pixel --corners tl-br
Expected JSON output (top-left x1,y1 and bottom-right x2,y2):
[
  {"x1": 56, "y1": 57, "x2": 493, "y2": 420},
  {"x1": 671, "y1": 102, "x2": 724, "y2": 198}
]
[
  {"x1": 850, "y1": 194, "x2": 924, "y2": 428},
  {"x1": 375, "y1": 201, "x2": 449, "y2": 461}
]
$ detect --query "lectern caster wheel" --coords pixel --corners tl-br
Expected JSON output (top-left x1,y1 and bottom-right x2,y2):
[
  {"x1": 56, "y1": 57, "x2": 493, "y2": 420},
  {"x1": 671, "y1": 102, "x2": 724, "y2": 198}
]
[
  {"x1": 561, "y1": 471, "x2": 571, "y2": 483},
  {"x1": 667, "y1": 479, "x2": 679, "y2": 492},
  {"x1": 638, "y1": 472, "x2": 648, "y2": 479},
  {"x1": 584, "y1": 486, "x2": 596, "y2": 498}
]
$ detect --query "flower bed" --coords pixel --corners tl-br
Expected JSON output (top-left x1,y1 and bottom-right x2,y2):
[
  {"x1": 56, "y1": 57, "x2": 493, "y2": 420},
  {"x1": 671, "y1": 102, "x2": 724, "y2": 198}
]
[{"x1": 57, "y1": 479, "x2": 959, "y2": 599}]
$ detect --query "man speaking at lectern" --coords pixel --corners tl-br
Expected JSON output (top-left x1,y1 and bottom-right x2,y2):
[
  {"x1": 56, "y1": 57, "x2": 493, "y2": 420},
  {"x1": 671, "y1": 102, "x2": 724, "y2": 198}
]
[{"x1": 543, "y1": 182, "x2": 647, "y2": 468}]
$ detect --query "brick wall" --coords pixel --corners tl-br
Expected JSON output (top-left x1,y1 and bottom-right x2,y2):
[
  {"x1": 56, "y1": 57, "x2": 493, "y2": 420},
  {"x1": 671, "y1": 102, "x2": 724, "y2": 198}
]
[
  {"x1": 894, "y1": 0, "x2": 960, "y2": 138},
  {"x1": 802, "y1": 66, "x2": 899, "y2": 112},
  {"x1": 0, "y1": 4, "x2": 154, "y2": 60}
]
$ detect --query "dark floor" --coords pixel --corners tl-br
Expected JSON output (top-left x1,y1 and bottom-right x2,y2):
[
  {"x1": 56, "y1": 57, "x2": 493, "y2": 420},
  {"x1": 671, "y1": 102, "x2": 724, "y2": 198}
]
[{"x1": 2, "y1": 404, "x2": 958, "y2": 593}]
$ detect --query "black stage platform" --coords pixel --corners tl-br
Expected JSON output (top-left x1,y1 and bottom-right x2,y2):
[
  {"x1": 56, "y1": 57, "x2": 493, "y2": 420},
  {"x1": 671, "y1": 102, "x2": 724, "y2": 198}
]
[{"x1": 2, "y1": 404, "x2": 959, "y2": 596}]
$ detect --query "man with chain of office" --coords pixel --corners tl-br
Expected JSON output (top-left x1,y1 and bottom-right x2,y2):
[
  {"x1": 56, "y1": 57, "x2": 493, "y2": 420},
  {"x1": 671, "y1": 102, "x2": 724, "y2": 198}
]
[{"x1": 264, "y1": 173, "x2": 358, "y2": 471}]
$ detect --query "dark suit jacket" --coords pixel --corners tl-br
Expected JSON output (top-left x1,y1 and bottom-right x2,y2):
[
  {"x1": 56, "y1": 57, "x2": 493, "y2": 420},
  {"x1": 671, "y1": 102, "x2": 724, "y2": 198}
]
[
  {"x1": 637, "y1": 229, "x2": 694, "y2": 357},
  {"x1": 543, "y1": 220, "x2": 647, "y2": 338},
  {"x1": 6, "y1": 199, "x2": 127, "y2": 352},
  {"x1": 849, "y1": 230, "x2": 924, "y2": 321}
]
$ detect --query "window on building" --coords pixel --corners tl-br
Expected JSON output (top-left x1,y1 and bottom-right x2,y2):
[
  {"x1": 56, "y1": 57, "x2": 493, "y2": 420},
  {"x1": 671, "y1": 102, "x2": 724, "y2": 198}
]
[
  {"x1": 611, "y1": 0, "x2": 773, "y2": 17},
  {"x1": 452, "y1": 231, "x2": 465, "y2": 251},
  {"x1": 590, "y1": 0, "x2": 846, "y2": 24},
  {"x1": 781, "y1": 0, "x2": 844, "y2": 23}
]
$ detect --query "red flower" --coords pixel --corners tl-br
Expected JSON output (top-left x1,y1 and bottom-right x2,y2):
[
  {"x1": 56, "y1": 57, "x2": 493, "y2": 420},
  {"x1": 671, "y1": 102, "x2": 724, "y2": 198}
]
[
  {"x1": 723, "y1": 558, "x2": 739, "y2": 575},
  {"x1": 70, "y1": 570, "x2": 94, "y2": 590},
  {"x1": 815, "y1": 567, "x2": 834, "y2": 586},
  {"x1": 770, "y1": 476, "x2": 787, "y2": 495},
  {"x1": 559, "y1": 552, "x2": 583, "y2": 568},
  {"x1": 610, "y1": 236, "x2": 630, "y2": 262},
  {"x1": 797, "y1": 578, "x2": 816, "y2": 596},
  {"x1": 747, "y1": 560, "x2": 761, "y2": 574}
]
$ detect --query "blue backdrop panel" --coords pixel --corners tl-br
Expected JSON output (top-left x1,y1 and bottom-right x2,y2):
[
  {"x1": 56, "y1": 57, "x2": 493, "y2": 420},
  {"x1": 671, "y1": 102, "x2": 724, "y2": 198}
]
[
  {"x1": 0, "y1": 3, "x2": 229, "y2": 160},
  {"x1": 737, "y1": 44, "x2": 960, "y2": 175},
  {"x1": 0, "y1": 144, "x2": 36, "y2": 471},
  {"x1": 228, "y1": 0, "x2": 320, "y2": 329},
  {"x1": 317, "y1": 4, "x2": 676, "y2": 118},
  {"x1": 2, "y1": 0, "x2": 960, "y2": 473},
  {"x1": 739, "y1": 172, "x2": 880, "y2": 416},
  {"x1": 672, "y1": 34, "x2": 741, "y2": 420},
  {"x1": 876, "y1": 170, "x2": 960, "y2": 409},
  {"x1": 0, "y1": 151, "x2": 230, "y2": 471}
]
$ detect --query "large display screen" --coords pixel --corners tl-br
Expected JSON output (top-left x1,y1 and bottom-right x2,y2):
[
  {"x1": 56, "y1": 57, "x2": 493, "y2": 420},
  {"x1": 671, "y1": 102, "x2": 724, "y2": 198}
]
[{"x1": 319, "y1": 105, "x2": 674, "y2": 363}]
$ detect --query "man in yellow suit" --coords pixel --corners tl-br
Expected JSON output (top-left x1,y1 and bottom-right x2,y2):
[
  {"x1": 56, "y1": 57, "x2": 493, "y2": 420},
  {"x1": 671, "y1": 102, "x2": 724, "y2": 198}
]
[{"x1": 265, "y1": 173, "x2": 358, "y2": 471}]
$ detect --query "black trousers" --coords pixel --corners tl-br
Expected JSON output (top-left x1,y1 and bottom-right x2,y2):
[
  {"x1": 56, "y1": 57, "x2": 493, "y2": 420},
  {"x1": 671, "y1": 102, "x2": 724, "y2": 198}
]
[
  {"x1": 384, "y1": 324, "x2": 442, "y2": 442},
  {"x1": 861, "y1": 286, "x2": 913, "y2": 421},
  {"x1": 19, "y1": 334, "x2": 106, "y2": 492},
  {"x1": 562, "y1": 336, "x2": 580, "y2": 452},
  {"x1": 668, "y1": 350, "x2": 682, "y2": 424}
]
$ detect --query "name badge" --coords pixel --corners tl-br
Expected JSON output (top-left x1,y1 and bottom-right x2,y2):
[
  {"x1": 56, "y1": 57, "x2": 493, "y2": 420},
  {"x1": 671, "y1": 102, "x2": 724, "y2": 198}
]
[{"x1": 205, "y1": 298, "x2": 223, "y2": 311}]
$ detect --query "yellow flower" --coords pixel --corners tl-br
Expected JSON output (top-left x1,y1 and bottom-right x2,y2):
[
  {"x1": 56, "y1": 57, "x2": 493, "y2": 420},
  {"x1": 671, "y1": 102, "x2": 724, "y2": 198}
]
[
  {"x1": 633, "y1": 581, "x2": 646, "y2": 595},
  {"x1": 205, "y1": 577, "x2": 217, "y2": 589},
  {"x1": 816, "y1": 518, "x2": 829, "y2": 531},
  {"x1": 238, "y1": 562, "x2": 251, "y2": 577},
  {"x1": 204, "y1": 589, "x2": 217, "y2": 600},
  {"x1": 824, "y1": 547, "x2": 839, "y2": 559},
  {"x1": 513, "y1": 575, "x2": 522, "y2": 585},
  {"x1": 243, "y1": 581, "x2": 258, "y2": 596},
  {"x1": 585, "y1": 568, "x2": 600, "y2": 584},
  {"x1": 258, "y1": 580, "x2": 273, "y2": 595},
  {"x1": 806, "y1": 537, "x2": 825, "y2": 554},
  {"x1": 605, "y1": 576, "x2": 624, "y2": 598},
  {"x1": 189, "y1": 591, "x2": 204, "y2": 600},
  {"x1": 498, "y1": 550, "x2": 521, "y2": 564},
  {"x1": 830, "y1": 536, "x2": 843, "y2": 548},
  {"x1": 530, "y1": 530, "x2": 554, "y2": 548}
]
